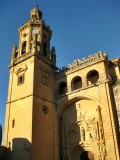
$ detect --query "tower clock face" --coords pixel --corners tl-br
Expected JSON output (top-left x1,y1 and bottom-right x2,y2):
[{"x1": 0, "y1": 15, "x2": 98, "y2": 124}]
[{"x1": 32, "y1": 29, "x2": 39, "y2": 34}]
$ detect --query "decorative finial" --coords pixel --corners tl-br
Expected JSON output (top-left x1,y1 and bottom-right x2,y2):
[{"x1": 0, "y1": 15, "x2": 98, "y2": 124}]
[
  {"x1": 36, "y1": 3, "x2": 38, "y2": 9},
  {"x1": 13, "y1": 43, "x2": 17, "y2": 48},
  {"x1": 52, "y1": 46, "x2": 55, "y2": 51}
]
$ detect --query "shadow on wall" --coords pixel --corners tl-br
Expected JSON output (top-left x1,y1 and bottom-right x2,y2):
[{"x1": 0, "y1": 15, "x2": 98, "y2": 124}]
[
  {"x1": 59, "y1": 103, "x2": 80, "y2": 159},
  {"x1": 0, "y1": 145, "x2": 10, "y2": 160},
  {"x1": 9, "y1": 138, "x2": 31, "y2": 160}
]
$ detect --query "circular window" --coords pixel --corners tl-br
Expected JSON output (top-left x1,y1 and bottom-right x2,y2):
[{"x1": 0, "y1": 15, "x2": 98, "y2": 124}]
[{"x1": 42, "y1": 106, "x2": 48, "y2": 113}]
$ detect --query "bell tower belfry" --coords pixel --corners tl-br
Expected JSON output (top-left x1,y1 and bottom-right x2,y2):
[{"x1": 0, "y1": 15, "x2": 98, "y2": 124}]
[{"x1": 4, "y1": 5, "x2": 58, "y2": 160}]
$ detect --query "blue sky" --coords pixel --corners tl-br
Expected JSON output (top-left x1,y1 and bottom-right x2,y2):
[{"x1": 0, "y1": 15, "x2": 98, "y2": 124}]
[{"x1": 0, "y1": 0, "x2": 120, "y2": 140}]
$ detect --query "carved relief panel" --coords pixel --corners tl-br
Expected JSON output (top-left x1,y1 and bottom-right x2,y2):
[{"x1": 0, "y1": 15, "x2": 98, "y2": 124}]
[{"x1": 60, "y1": 99, "x2": 106, "y2": 160}]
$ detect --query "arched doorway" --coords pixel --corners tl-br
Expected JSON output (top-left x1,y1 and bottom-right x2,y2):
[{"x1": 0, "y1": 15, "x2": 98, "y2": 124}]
[
  {"x1": 81, "y1": 151, "x2": 94, "y2": 160},
  {"x1": 59, "y1": 98, "x2": 100, "y2": 160}
]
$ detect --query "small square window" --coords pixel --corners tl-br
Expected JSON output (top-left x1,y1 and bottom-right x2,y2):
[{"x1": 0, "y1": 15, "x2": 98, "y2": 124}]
[{"x1": 18, "y1": 74, "x2": 24, "y2": 85}]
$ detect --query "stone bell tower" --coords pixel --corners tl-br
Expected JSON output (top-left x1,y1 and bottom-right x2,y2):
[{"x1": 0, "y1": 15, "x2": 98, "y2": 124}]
[{"x1": 4, "y1": 5, "x2": 58, "y2": 160}]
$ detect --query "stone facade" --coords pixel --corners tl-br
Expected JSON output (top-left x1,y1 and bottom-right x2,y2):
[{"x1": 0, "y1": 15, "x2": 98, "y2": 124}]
[
  {"x1": 56, "y1": 54, "x2": 120, "y2": 160},
  {"x1": 3, "y1": 5, "x2": 120, "y2": 160}
]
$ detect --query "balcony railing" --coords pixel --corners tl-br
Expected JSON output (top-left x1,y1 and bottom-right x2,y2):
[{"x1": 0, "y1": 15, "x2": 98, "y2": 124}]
[
  {"x1": 87, "y1": 76, "x2": 99, "y2": 85},
  {"x1": 72, "y1": 82, "x2": 82, "y2": 91}
]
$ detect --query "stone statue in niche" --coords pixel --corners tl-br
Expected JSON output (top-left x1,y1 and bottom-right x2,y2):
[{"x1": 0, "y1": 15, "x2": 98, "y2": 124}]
[
  {"x1": 86, "y1": 117, "x2": 97, "y2": 141},
  {"x1": 97, "y1": 106, "x2": 104, "y2": 139},
  {"x1": 79, "y1": 111, "x2": 97, "y2": 142}
]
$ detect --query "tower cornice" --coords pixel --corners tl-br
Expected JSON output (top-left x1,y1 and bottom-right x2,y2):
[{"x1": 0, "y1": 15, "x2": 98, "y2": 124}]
[{"x1": 9, "y1": 51, "x2": 56, "y2": 69}]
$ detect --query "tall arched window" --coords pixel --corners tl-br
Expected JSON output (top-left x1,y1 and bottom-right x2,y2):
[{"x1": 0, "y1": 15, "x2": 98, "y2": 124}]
[
  {"x1": 87, "y1": 70, "x2": 99, "y2": 85},
  {"x1": 21, "y1": 41, "x2": 27, "y2": 54},
  {"x1": 43, "y1": 42, "x2": 47, "y2": 56},
  {"x1": 14, "y1": 52, "x2": 18, "y2": 58},
  {"x1": 37, "y1": 41, "x2": 41, "y2": 52},
  {"x1": 59, "y1": 82, "x2": 67, "y2": 95},
  {"x1": 71, "y1": 76, "x2": 82, "y2": 91}
]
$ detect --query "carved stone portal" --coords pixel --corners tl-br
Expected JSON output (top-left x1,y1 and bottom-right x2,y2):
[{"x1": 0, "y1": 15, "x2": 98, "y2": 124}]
[{"x1": 60, "y1": 99, "x2": 106, "y2": 160}]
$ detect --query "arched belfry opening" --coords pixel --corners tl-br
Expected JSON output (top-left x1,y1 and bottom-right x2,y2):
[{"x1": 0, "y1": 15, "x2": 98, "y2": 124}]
[
  {"x1": 14, "y1": 51, "x2": 18, "y2": 58},
  {"x1": 21, "y1": 41, "x2": 27, "y2": 54},
  {"x1": 43, "y1": 42, "x2": 47, "y2": 56}
]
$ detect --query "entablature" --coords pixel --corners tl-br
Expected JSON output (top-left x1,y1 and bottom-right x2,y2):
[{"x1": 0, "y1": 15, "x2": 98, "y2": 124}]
[{"x1": 9, "y1": 51, "x2": 55, "y2": 68}]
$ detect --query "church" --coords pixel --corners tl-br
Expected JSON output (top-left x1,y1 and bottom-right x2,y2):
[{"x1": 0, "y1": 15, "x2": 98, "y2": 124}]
[{"x1": 3, "y1": 5, "x2": 120, "y2": 160}]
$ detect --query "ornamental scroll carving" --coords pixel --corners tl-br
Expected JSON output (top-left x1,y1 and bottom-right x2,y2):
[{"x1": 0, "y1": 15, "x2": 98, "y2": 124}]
[
  {"x1": 57, "y1": 51, "x2": 108, "y2": 75},
  {"x1": 60, "y1": 103, "x2": 106, "y2": 160}
]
